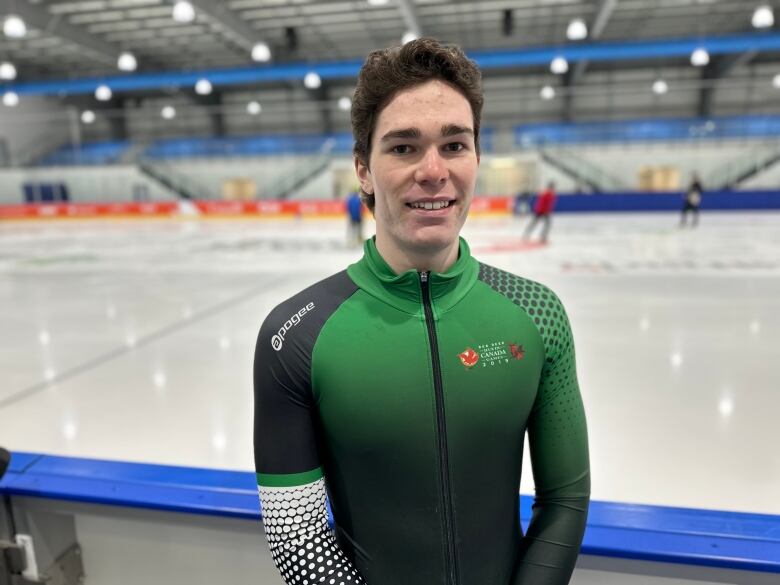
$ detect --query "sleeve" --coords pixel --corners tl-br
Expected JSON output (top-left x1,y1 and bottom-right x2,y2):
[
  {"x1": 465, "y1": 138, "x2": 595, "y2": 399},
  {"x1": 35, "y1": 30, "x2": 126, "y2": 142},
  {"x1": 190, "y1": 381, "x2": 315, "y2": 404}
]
[
  {"x1": 512, "y1": 291, "x2": 590, "y2": 585},
  {"x1": 254, "y1": 306, "x2": 365, "y2": 585}
]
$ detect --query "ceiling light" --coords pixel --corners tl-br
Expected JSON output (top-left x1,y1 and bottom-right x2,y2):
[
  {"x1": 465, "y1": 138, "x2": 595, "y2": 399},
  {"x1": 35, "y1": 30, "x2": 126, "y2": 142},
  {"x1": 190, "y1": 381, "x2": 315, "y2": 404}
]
[
  {"x1": 161, "y1": 105, "x2": 176, "y2": 119},
  {"x1": 338, "y1": 96, "x2": 351, "y2": 111},
  {"x1": 251, "y1": 42, "x2": 271, "y2": 62},
  {"x1": 550, "y1": 56, "x2": 568, "y2": 74},
  {"x1": 652, "y1": 79, "x2": 668, "y2": 95},
  {"x1": 402, "y1": 31, "x2": 418, "y2": 45},
  {"x1": 540, "y1": 85, "x2": 556, "y2": 100},
  {"x1": 3, "y1": 15, "x2": 27, "y2": 39},
  {"x1": 368, "y1": 0, "x2": 389, "y2": 5},
  {"x1": 247, "y1": 100, "x2": 262, "y2": 115},
  {"x1": 304, "y1": 72, "x2": 321, "y2": 89},
  {"x1": 172, "y1": 1, "x2": 195, "y2": 23},
  {"x1": 690, "y1": 48, "x2": 709, "y2": 67},
  {"x1": 566, "y1": 18, "x2": 588, "y2": 41},
  {"x1": 195, "y1": 78, "x2": 212, "y2": 95},
  {"x1": 752, "y1": 5, "x2": 774, "y2": 28},
  {"x1": 81, "y1": 110, "x2": 96, "y2": 124},
  {"x1": 0, "y1": 61, "x2": 17, "y2": 80},
  {"x1": 773, "y1": 73, "x2": 780, "y2": 88},
  {"x1": 117, "y1": 52, "x2": 137, "y2": 72},
  {"x1": 95, "y1": 84, "x2": 112, "y2": 101},
  {"x1": 2, "y1": 92, "x2": 19, "y2": 107}
]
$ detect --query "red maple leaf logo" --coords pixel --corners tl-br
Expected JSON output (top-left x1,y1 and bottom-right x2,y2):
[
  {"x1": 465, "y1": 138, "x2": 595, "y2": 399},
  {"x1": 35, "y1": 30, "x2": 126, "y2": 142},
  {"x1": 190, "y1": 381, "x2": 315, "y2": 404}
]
[
  {"x1": 509, "y1": 343, "x2": 526, "y2": 360},
  {"x1": 458, "y1": 347, "x2": 480, "y2": 368}
]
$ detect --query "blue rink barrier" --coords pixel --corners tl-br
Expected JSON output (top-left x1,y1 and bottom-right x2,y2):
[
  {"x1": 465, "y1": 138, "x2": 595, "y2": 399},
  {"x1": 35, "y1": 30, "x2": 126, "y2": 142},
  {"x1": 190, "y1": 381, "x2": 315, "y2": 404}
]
[
  {"x1": 554, "y1": 190, "x2": 780, "y2": 212},
  {"x1": 2, "y1": 451, "x2": 779, "y2": 574}
]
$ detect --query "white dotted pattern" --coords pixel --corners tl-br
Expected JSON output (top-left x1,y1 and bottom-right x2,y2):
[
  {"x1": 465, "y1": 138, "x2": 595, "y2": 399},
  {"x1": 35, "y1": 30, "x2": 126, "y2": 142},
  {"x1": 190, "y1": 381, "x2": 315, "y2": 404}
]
[{"x1": 259, "y1": 478, "x2": 365, "y2": 585}]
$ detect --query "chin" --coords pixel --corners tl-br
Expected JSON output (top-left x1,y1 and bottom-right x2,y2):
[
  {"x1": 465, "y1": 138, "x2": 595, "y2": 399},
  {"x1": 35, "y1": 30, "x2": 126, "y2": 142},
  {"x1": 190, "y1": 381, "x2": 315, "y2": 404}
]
[{"x1": 407, "y1": 226, "x2": 459, "y2": 250}]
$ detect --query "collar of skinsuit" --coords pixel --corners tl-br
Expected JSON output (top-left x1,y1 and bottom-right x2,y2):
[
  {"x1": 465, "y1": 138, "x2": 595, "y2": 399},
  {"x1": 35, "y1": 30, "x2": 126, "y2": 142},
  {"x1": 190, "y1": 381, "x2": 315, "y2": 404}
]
[{"x1": 346, "y1": 236, "x2": 479, "y2": 317}]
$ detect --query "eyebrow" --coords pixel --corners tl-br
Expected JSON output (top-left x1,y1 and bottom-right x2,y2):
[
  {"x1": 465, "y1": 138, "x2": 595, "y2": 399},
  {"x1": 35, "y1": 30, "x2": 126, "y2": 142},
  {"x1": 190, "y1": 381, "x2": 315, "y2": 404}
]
[
  {"x1": 441, "y1": 124, "x2": 474, "y2": 138},
  {"x1": 379, "y1": 124, "x2": 474, "y2": 142},
  {"x1": 380, "y1": 128, "x2": 421, "y2": 142}
]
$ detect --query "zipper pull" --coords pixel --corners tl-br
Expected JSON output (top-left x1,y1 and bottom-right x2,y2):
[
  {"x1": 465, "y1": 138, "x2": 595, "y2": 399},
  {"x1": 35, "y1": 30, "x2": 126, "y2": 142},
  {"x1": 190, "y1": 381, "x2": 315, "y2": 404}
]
[{"x1": 420, "y1": 271, "x2": 429, "y2": 283}]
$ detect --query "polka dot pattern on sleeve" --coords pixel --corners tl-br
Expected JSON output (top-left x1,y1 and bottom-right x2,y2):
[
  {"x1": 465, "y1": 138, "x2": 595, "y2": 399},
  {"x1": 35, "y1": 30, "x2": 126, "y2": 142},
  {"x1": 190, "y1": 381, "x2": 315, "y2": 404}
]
[
  {"x1": 258, "y1": 478, "x2": 365, "y2": 585},
  {"x1": 478, "y1": 262, "x2": 581, "y2": 416}
]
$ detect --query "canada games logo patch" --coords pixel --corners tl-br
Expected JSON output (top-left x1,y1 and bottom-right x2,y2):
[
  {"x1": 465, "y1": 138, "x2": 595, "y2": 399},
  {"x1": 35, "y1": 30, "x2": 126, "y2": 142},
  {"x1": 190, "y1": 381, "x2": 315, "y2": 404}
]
[
  {"x1": 459, "y1": 341, "x2": 526, "y2": 369},
  {"x1": 458, "y1": 347, "x2": 480, "y2": 368}
]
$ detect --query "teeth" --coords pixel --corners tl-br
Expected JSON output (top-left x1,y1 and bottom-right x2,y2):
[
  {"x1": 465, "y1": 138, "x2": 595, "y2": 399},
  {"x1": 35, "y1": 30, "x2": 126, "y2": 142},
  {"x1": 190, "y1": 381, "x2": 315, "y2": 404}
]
[{"x1": 409, "y1": 201, "x2": 451, "y2": 210}]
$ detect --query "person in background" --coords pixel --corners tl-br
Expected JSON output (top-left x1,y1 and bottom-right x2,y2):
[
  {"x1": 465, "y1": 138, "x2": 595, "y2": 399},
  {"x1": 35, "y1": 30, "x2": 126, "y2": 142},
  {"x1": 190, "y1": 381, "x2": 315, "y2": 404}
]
[
  {"x1": 513, "y1": 189, "x2": 531, "y2": 217},
  {"x1": 346, "y1": 188, "x2": 364, "y2": 246},
  {"x1": 680, "y1": 174, "x2": 703, "y2": 228},
  {"x1": 523, "y1": 181, "x2": 558, "y2": 243}
]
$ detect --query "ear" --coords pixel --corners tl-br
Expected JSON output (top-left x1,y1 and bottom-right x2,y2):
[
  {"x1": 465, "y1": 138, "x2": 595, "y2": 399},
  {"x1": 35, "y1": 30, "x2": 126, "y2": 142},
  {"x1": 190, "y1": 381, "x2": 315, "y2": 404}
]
[{"x1": 354, "y1": 156, "x2": 374, "y2": 195}]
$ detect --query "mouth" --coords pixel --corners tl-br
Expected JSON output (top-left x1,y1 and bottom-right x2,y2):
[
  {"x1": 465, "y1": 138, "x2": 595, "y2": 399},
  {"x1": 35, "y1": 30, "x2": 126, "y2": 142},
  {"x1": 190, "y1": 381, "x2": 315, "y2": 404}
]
[{"x1": 405, "y1": 199, "x2": 455, "y2": 211}]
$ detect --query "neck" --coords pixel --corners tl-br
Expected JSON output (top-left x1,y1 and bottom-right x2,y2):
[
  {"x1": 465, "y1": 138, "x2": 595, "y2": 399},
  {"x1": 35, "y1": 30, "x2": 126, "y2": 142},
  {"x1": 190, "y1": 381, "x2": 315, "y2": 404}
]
[{"x1": 375, "y1": 234, "x2": 460, "y2": 275}]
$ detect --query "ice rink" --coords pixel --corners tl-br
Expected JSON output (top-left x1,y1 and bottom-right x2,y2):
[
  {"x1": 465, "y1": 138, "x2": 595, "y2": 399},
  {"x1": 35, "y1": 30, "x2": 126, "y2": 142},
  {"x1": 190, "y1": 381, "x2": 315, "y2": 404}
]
[{"x1": 1, "y1": 210, "x2": 779, "y2": 518}]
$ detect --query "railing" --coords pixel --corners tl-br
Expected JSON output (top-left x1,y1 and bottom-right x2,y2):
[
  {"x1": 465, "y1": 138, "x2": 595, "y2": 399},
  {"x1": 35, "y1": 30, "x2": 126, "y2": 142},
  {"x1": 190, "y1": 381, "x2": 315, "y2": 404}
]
[
  {"x1": 262, "y1": 154, "x2": 331, "y2": 200},
  {"x1": 539, "y1": 148, "x2": 632, "y2": 193},
  {"x1": 13, "y1": 139, "x2": 72, "y2": 167},
  {"x1": 707, "y1": 145, "x2": 780, "y2": 190},
  {"x1": 136, "y1": 157, "x2": 217, "y2": 201}
]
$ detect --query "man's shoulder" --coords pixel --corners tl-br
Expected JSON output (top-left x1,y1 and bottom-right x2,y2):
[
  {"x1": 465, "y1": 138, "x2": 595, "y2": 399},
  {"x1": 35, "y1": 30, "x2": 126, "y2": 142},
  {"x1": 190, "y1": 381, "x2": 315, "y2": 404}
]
[
  {"x1": 475, "y1": 261, "x2": 564, "y2": 310},
  {"x1": 257, "y1": 270, "x2": 360, "y2": 351},
  {"x1": 476, "y1": 261, "x2": 552, "y2": 293}
]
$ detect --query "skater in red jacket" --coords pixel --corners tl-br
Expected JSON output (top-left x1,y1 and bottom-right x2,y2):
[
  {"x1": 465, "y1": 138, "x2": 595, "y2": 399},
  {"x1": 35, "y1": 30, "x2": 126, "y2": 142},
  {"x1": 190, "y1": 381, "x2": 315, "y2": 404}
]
[{"x1": 523, "y1": 181, "x2": 558, "y2": 243}]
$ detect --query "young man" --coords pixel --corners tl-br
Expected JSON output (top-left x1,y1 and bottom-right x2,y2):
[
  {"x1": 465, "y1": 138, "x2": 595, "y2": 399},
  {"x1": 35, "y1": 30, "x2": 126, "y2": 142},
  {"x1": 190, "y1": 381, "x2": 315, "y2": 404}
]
[{"x1": 254, "y1": 39, "x2": 590, "y2": 585}]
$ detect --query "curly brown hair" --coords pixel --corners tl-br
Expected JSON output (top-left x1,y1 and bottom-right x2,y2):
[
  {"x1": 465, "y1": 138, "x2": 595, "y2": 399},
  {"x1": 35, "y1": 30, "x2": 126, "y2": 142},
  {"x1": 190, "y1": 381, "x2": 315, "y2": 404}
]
[{"x1": 351, "y1": 38, "x2": 484, "y2": 212}]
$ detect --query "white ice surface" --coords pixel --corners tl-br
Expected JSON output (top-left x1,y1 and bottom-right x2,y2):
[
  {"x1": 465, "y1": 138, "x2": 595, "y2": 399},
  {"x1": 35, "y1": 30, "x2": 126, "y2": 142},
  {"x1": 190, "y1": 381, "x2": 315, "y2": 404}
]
[{"x1": 0, "y1": 211, "x2": 778, "y2": 515}]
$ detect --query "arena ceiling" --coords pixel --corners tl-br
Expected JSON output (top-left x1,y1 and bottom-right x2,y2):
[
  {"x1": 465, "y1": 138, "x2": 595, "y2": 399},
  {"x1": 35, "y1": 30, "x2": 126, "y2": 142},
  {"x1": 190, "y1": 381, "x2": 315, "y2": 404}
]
[
  {"x1": 0, "y1": 0, "x2": 776, "y2": 78},
  {"x1": 1, "y1": 0, "x2": 779, "y2": 135}
]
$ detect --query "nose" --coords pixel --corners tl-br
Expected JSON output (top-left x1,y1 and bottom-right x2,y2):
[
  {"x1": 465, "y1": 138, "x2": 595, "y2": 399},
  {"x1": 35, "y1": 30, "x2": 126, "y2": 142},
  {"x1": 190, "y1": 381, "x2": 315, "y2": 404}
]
[{"x1": 414, "y1": 147, "x2": 448, "y2": 187}]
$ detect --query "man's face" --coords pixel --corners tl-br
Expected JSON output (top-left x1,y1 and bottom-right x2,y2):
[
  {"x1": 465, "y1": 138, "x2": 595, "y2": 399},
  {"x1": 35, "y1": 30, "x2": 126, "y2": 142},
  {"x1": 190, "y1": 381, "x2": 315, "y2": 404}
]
[{"x1": 356, "y1": 79, "x2": 479, "y2": 254}]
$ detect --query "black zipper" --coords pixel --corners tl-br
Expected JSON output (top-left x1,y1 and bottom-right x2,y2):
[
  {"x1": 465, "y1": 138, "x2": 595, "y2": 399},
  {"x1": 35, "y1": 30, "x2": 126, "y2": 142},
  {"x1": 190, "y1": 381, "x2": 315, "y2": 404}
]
[{"x1": 420, "y1": 271, "x2": 459, "y2": 585}]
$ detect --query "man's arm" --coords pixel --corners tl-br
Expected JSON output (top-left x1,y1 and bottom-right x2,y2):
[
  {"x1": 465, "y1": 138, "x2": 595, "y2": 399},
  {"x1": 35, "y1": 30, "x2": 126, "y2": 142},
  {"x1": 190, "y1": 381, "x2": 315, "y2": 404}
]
[
  {"x1": 513, "y1": 292, "x2": 590, "y2": 585},
  {"x1": 254, "y1": 296, "x2": 365, "y2": 585}
]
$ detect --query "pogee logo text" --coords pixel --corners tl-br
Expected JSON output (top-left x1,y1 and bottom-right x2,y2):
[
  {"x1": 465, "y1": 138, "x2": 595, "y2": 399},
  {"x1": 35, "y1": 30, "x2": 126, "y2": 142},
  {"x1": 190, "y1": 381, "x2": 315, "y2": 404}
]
[{"x1": 271, "y1": 302, "x2": 315, "y2": 351}]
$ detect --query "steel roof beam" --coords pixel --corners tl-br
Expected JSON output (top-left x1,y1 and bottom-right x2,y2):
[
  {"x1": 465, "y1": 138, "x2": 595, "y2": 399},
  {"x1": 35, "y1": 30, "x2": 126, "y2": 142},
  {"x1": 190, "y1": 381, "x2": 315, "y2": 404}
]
[
  {"x1": 565, "y1": 0, "x2": 618, "y2": 120},
  {"x1": 397, "y1": 0, "x2": 422, "y2": 37},
  {"x1": 7, "y1": 31, "x2": 780, "y2": 97},
  {"x1": 0, "y1": 0, "x2": 118, "y2": 65},
  {"x1": 186, "y1": 0, "x2": 264, "y2": 53},
  {"x1": 698, "y1": 50, "x2": 758, "y2": 118}
]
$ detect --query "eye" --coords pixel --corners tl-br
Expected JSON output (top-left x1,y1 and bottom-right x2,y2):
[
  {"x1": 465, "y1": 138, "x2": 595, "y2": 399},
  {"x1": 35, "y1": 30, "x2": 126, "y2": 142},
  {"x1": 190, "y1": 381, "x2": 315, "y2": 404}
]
[
  {"x1": 392, "y1": 145, "x2": 412, "y2": 155},
  {"x1": 444, "y1": 142, "x2": 465, "y2": 152}
]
